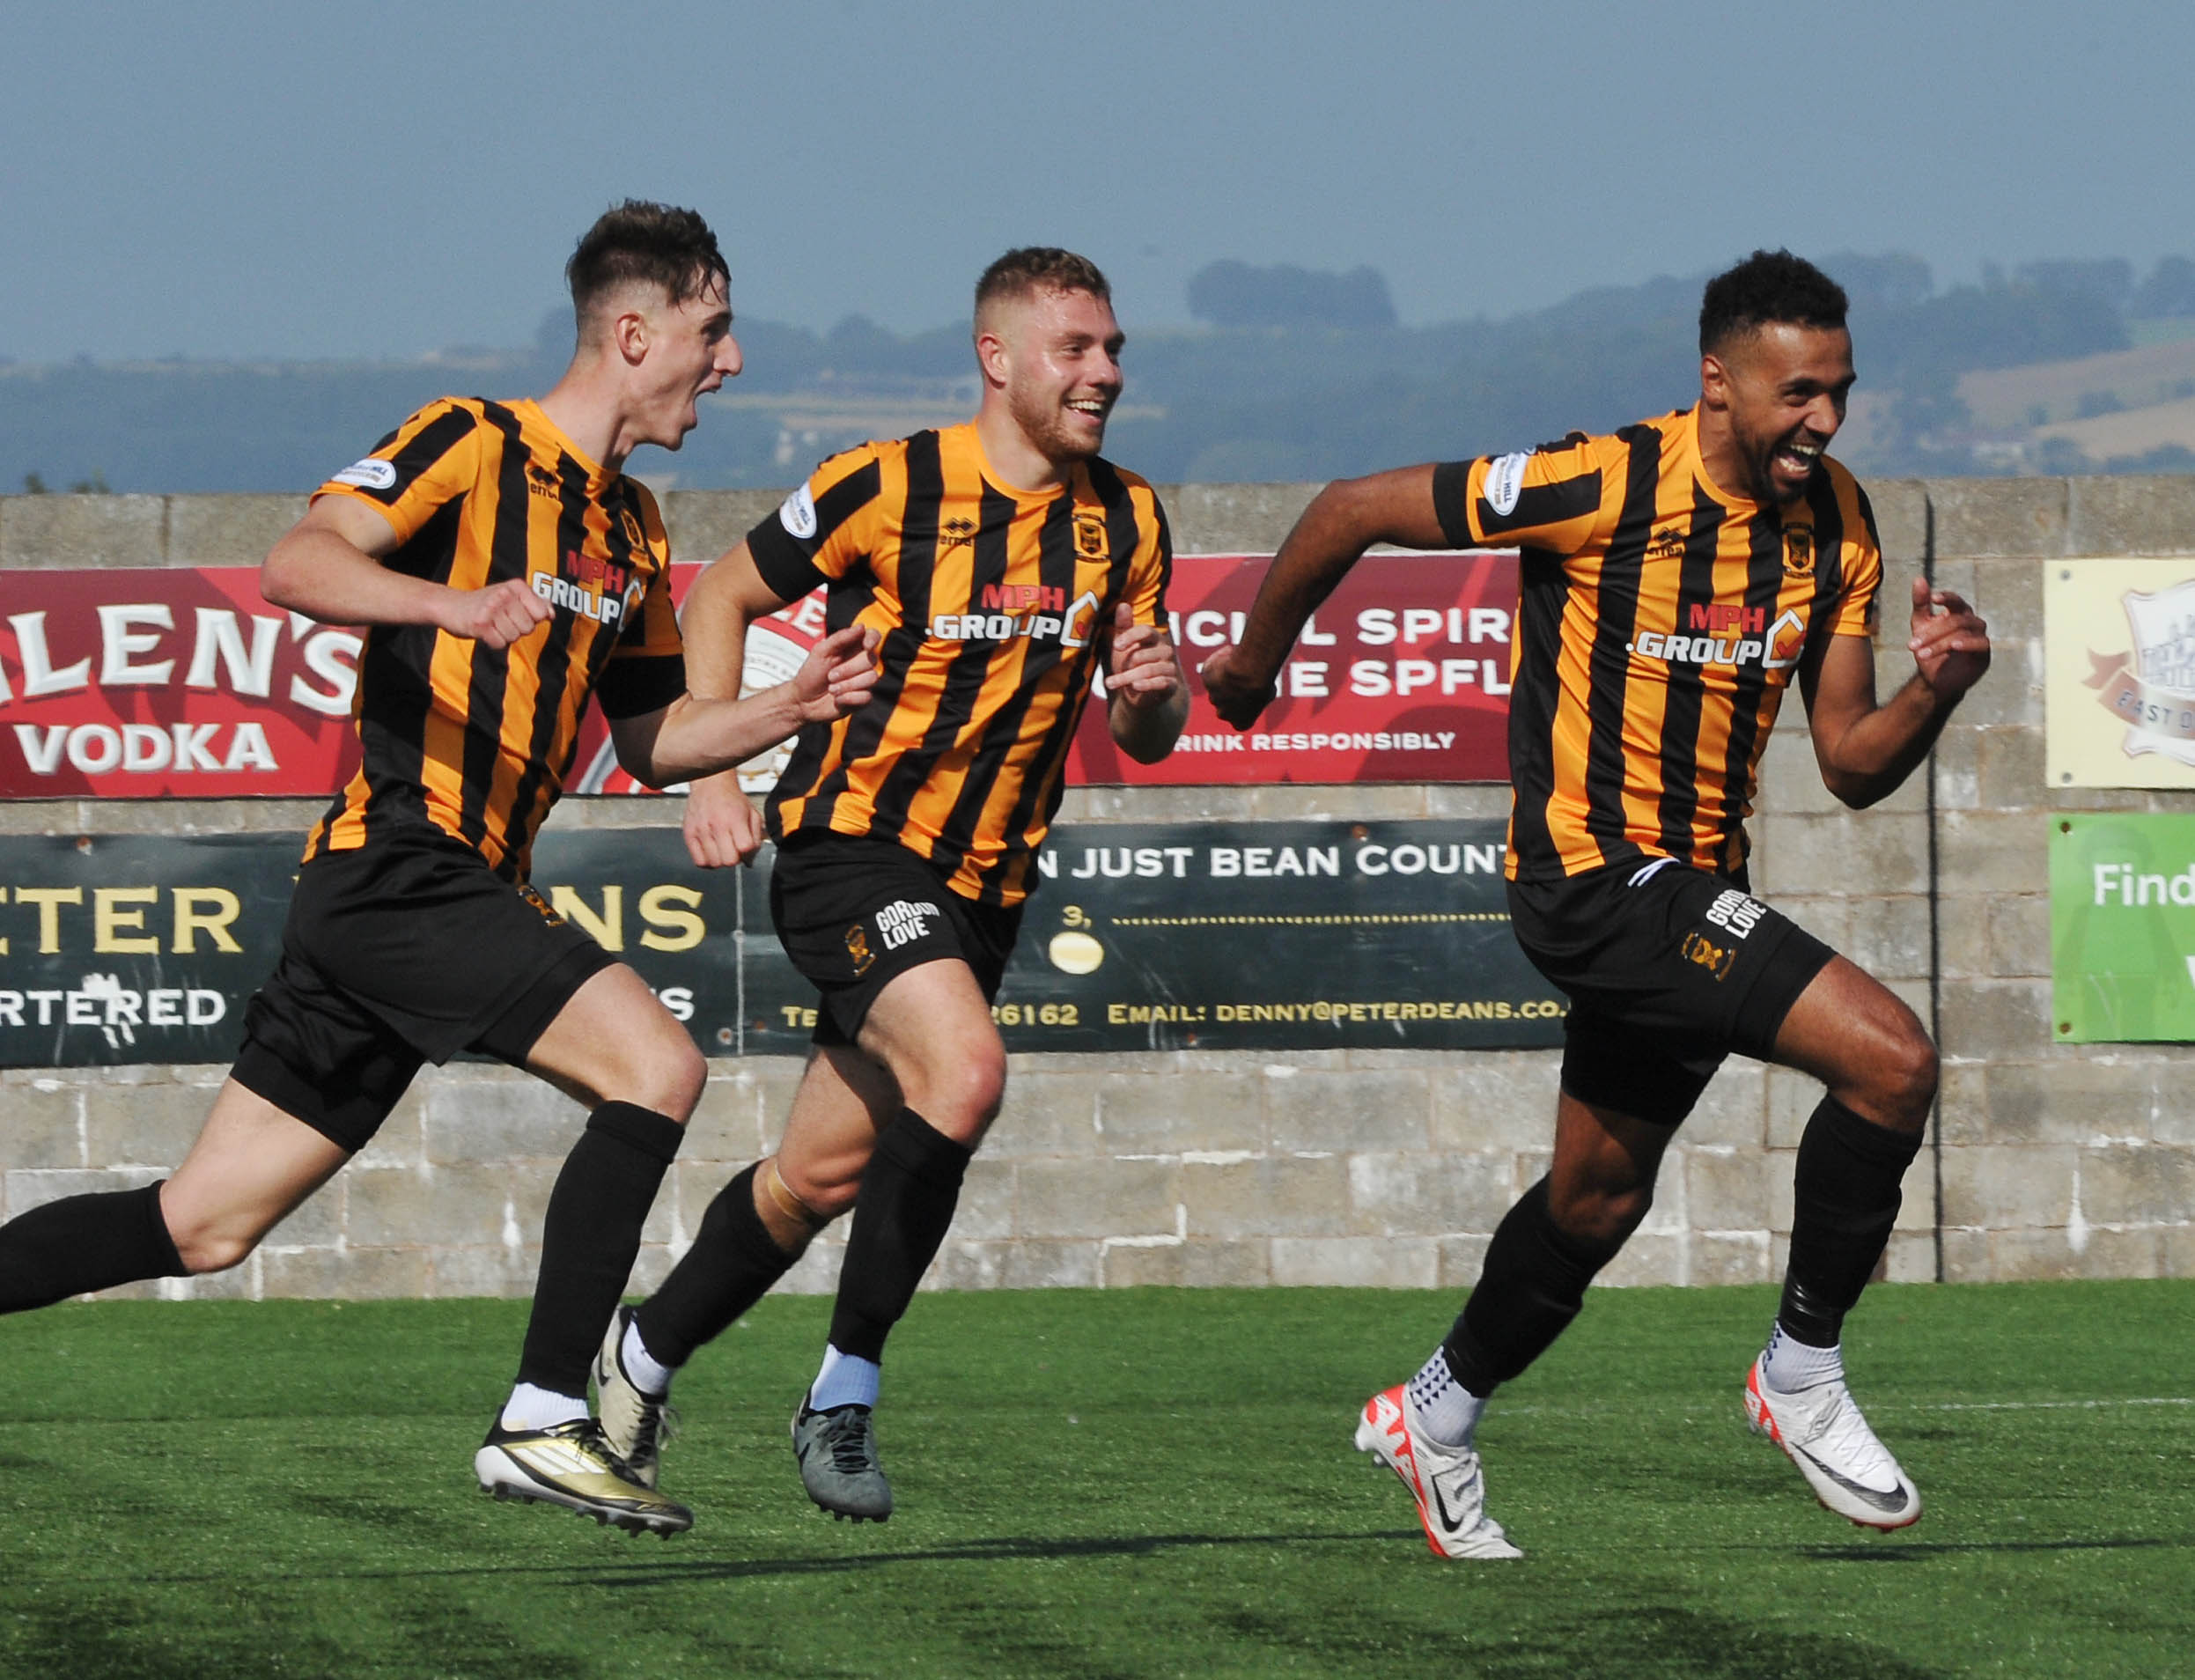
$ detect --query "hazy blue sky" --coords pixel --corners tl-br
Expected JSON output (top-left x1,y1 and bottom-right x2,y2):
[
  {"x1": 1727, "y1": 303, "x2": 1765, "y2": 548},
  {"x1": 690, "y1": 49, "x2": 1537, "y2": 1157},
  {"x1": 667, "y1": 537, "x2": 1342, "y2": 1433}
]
[{"x1": 3, "y1": 0, "x2": 2189, "y2": 362}]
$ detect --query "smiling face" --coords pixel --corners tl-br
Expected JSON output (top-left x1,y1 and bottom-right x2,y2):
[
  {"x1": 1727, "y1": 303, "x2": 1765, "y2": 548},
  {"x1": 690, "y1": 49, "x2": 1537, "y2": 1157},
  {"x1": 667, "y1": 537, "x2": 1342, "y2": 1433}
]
[
  {"x1": 980, "y1": 284, "x2": 1124, "y2": 473},
  {"x1": 1699, "y1": 321, "x2": 1854, "y2": 506}
]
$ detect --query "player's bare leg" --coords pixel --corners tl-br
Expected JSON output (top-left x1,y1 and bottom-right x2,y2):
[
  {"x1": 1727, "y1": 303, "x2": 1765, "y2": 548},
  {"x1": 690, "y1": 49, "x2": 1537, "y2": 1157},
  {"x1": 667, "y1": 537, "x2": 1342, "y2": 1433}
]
[
  {"x1": 0, "y1": 1080, "x2": 344, "y2": 1314},
  {"x1": 600, "y1": 1043, "x2": 892, "y2": 1483},
  {"x1": 475, "y1": 963, "x2": 702, "y2": 1536},
  {"x1": 781, "y1": 958, "x2": 1004, "y2": 1520},
  {"x1": 1744, "y1": 956, "x2": 1931, "y2": 1528},
  {"x1": 158, "y1": 1085, "x2": 352, "y2": 1273}
]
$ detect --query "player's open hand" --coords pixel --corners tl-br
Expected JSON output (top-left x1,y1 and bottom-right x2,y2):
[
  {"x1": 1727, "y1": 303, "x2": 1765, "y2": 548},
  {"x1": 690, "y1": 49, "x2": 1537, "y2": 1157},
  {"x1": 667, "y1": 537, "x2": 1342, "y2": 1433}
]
[
  {"x1": 1198, "y1": 645, "x2": 1278, "y2": 730},
  {"x1": 1907, "y1": 578, "x2": 1991, "y2": 699},
  {"x1": 681, "y1": 770, "x2": 766, "y2": 868},
  {"x1": 791, "y1": 623, "x2": 880, "y2": 722},
  {"x1": 440, "y1": 578, "x2": 555, "y2": 649},
  {"x1": 1108, "y1": 601, "x2": 1183, "y2": 710}
]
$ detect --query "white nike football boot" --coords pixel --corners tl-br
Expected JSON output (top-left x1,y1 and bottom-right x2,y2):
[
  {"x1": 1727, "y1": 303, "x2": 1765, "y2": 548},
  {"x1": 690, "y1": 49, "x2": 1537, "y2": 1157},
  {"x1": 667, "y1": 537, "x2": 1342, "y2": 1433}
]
[
  {"x1": 1745, "y1": 1355, "x2": 1921, "y2": 1530},
  {"x1": 1353, "y1": 1385, "x2": 1522, "y2": 1560}
]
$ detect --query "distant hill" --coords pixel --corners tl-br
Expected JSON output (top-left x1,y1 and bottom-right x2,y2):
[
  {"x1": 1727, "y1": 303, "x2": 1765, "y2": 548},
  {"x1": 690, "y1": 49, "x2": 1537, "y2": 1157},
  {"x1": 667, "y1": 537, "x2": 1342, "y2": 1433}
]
[{"x1": 4, "y1": 255, "x2": 2191, "y2": 497}]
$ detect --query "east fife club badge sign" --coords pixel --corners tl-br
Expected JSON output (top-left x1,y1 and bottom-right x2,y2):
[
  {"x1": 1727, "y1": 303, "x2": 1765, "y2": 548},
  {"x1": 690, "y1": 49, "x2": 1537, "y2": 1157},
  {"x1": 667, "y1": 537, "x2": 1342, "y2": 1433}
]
[{"x1": 2047, "y1": 560, "x2": 2195, "y2": 790}]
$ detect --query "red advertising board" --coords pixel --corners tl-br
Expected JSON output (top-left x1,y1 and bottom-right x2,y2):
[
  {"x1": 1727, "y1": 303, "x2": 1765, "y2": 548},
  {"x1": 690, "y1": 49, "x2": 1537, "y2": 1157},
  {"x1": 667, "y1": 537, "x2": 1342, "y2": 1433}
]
[
  {"x1": 0, "y1": 569, "x2": 364, "y2": 798},
  {"x1": 1069, "y1": 552, "x2": 1514, "y2": 785},
  {"x1": 0, "y1": 554, "x2": 1515, "y2": 799}
]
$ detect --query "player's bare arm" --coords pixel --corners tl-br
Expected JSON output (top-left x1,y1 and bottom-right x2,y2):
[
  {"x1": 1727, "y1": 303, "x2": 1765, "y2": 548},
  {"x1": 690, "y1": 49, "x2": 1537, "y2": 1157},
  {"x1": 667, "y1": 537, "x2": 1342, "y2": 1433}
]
[
  {"x1": 1801, "y1": 577, "x2": 1992, "y2": 808},
  {"x1": 1200, "y1": 463, "x2": 1450, "y2": 727},
  {"x1": 1106, "y1": 601, "x2": 1189, "y2": 763},
  {"x1": 261, "y1": 495, "x2": 556, "y2": 649},
  {"x1": 609, "y1": 619, "x2": 877, "y2": 790},
  {"x1": 672, "y1": 539, "x2": 808, "y2": 864}
]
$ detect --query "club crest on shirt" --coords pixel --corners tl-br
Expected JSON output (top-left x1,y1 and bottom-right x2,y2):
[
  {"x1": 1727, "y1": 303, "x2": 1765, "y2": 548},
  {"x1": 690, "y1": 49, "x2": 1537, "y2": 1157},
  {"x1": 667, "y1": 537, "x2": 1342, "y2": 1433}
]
[
  {"x1": 1784, "y1": 527, "x2": 1815, "y2": 576},
  {"x1": 1075, "y1": 512, "x2": 1108, "y2": 559},
  {"x1": 618, "y1": 507, "x2": 646, "y2": 550}
]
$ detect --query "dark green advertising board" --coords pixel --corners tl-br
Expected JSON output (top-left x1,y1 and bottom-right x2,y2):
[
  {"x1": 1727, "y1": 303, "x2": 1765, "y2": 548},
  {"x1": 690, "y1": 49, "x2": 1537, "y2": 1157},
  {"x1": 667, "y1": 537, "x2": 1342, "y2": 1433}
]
[
  {"x1": 0, "y1": 821, "x2": 1560, "y2": 1067},
  {"x1": 2051, "y1": 812, "x2": 2195, "y2": 1042}
]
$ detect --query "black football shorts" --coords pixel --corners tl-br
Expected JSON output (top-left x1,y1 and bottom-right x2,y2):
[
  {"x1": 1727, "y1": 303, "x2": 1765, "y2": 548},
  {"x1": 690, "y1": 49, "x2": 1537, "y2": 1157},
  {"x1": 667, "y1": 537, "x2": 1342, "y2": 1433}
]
[
  {"x1": 232, "y1": 825, "x2": 617, "y2": 1151},
  {"x1": 1505, "y1": 858, "x2": 1834, "y2": 1126},
  {"x1": 770, "y1": 833, "x2": 1023, "y2": 1047}
]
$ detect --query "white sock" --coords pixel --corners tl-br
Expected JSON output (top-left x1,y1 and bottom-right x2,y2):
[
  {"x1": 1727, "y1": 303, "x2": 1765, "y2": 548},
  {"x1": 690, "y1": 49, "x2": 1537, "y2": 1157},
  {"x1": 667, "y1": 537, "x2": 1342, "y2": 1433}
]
[
  {"x1": 499, "y1": 1382, "x2": 588, "y2": 1432},
  {"x1": 1760, "y1": 1324, "x2": 1845, "y2": 1392},
  {"x1": 808, "y1": 1345, "x2": 880, "y2": 1411},
  {"x1": 1404, "y1": 1345, "x2": 1487, "y2": 1448},
  {"x1": 622, "y1": 1317, "x2": 674, "y2": 1398}
]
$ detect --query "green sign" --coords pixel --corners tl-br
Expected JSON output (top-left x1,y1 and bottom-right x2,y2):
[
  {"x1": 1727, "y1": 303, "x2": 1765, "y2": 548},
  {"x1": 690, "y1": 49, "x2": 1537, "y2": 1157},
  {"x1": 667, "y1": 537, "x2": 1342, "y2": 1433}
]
[{"x1": 2051, "y1": 812, "x2": 2195, "y2": 1042}]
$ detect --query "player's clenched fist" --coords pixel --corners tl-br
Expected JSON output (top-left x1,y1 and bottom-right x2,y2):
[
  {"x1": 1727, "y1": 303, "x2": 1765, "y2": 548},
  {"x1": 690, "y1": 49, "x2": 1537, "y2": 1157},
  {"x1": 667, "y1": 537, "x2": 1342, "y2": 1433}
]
[
  {"x1": 1198, "y1": 645, "x2": 1278, "y2": 730},
  {"x1": 1108, "y1": 601, "x2": 1184, "y2": 708},
  {"x1": 681, "y1": 771, "x2": 767, "y2": 868},
  {"x1": 791, "y1": 624, "x2": 881, "y2": 722},
  {"x1": 439, "y1": 578, "x2": 556, "y2": 649}
]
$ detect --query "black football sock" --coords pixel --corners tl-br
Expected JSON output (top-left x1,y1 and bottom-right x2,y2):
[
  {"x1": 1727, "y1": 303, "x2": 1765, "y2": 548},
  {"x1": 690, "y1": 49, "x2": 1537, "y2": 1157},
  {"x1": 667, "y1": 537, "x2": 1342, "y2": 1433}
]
[
  {"x1": 1778, "y1": 1094, "x2": 1924, "y2": 1348},
  {"x1": 633, "y1": 1163, "x2": 799, "y2": 1370},
  {"x1": 1442, "y1": 1176, "x2": 1623, "y2": 1396},
  {"x1": 0, "y1": 1182, "x2": 188, "y2": 1314},
  {"x1": 824, "y1": 1108, "x2": 971, "y2": 1367},
  {"x1": 514, "y1": 1101, "x2": 683, "y2": 1396}
]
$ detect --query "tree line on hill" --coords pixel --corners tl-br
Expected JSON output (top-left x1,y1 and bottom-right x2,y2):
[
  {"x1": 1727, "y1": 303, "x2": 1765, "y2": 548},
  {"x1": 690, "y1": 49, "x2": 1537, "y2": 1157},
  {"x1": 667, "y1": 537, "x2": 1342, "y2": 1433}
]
[{"x1": 4, "y1": 254, "x2": 2191, "y2": 496}]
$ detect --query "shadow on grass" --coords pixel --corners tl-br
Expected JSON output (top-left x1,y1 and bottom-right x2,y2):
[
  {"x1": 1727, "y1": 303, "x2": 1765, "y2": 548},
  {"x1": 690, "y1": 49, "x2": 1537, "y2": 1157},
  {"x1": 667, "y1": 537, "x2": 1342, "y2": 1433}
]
[
  {"x1": 1797, "y1": 1535, "x2": 2182, "y2": 1563},
  {"x1": 96, "y1": 1526, "x2": 1427, "y2": 1592}
]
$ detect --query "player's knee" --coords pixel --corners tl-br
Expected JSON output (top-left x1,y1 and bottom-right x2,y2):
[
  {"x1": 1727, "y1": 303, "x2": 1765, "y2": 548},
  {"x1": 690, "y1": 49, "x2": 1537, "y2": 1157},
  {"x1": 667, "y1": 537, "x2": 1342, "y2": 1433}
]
[
  {"x1": 166, "y1": 1217, "x2": 258, "y2": 1276},
  {"x1": 910, "y1": 1045, "x2": 1005, "y2": 1138},
  {"x1": 1875, "y1": 1030, "x2": 1938, "y2": 1130},
  {"x1": 627, "y1": 1033, "x2": 706, "y2": 1121},
  {"x1": 1552, "y1": 1182, "x2": 1653, "y2": 1249}
]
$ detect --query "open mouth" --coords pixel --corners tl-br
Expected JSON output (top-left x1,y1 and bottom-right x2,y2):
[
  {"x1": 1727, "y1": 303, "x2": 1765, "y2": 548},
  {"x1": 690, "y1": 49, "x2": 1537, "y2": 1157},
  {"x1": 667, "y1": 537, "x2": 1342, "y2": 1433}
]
[
  {"x1": 1065, "y1": 396, "x2": 1112, "y2": 426},
  {"x1": 1772, "y1": 434, "x2": 1823, "y2": 481}
]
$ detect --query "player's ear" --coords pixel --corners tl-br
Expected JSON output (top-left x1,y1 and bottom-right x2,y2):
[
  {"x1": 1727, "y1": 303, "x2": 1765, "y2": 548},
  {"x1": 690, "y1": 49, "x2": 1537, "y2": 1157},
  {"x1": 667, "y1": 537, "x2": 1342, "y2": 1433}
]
[
  {"x1": 975, "y1": 328, "x2": 1009, "y2": 388},
  {"x1": 613, "y1": 308, "x2": 649, "y2": 367},
  {"x1": 1699, "y1": 351, "x2": 1731, "y2": 409}
]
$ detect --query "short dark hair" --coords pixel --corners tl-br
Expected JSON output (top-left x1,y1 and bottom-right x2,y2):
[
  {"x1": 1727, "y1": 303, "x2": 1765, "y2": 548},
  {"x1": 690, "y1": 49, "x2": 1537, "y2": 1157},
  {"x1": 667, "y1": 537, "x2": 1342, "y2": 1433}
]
[
  {"x1": 567, "y1": 201, "x2": 729, "y2": 326},
  {"x1": 974, "y1": 247, "x2": 1111, "y2": 321},
  {"x1": 1699, "y1": 250, "x2": 1847, "y2": 355}
]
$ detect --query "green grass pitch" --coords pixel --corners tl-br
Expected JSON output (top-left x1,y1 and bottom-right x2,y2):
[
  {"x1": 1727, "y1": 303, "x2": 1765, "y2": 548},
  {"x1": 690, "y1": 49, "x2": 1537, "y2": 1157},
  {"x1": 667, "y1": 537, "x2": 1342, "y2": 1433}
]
[{"x1": 1, "y1": 1281, "x2": 2190, "y2": 1679}]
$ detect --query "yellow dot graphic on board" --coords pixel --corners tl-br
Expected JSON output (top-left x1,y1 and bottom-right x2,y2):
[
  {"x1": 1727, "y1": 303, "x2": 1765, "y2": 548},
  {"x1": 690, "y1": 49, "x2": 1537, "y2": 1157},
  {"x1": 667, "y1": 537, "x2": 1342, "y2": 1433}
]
[{"x1": 1048, "y1": 931, "x2": 1105, "y2": 975}]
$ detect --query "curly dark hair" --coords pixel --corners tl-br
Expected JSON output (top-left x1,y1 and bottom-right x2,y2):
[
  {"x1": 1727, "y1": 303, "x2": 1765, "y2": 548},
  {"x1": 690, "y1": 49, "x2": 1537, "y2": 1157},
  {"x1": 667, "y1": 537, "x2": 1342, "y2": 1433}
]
[
  {"x1": 567, "y1": 201, "x2": 729, "y2": 326},
  {"x1": 974, "y1": 247, "x2": 1111, "y2": 321},
  {"x1": 1698, "y1": 250, "x2": 1847, "y2": 354}
]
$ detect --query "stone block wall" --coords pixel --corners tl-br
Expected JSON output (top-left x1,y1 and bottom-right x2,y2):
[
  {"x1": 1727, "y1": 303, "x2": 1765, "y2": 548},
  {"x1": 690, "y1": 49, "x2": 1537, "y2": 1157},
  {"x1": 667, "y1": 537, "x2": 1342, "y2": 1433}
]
[{"x1": 2, "y1": 475, "x2": 2191, "y2": 1302}]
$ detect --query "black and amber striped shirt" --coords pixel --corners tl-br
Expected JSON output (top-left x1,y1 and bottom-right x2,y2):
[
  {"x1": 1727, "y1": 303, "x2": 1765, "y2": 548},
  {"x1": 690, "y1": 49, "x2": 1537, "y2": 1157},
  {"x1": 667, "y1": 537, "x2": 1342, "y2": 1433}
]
[
  {"x1": 305, "y1": 397, "x2": 686, "y2": 881},
  {"x1": 1433, "y1": 406, "x2": 1882, "y2": 883},
  {"x1": 748, "y1": 423, "x2": 1171, "y2": 906}
]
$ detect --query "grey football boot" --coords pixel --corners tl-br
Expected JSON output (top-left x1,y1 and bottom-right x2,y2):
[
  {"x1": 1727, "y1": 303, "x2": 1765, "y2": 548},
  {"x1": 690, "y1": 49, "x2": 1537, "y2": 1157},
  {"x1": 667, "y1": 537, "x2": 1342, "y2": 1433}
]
[{"x1": 792, "y1": 1402, "x2": 893, "y2": 1522}]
